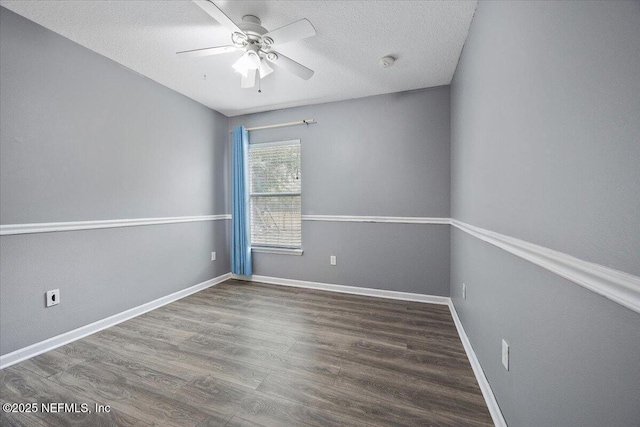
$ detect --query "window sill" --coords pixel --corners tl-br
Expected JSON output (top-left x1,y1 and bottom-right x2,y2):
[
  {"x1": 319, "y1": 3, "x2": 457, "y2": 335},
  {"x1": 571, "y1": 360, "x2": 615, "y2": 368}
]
[{"x1": 251, "y1": 247, "x2": 304, "y2": 256}]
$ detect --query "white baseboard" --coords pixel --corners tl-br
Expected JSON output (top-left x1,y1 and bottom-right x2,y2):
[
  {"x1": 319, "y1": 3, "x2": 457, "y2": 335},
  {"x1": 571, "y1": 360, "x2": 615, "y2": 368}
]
[
  {"x1": 0, "y1": 272, "x2": 231, "y2": 370},
  {"x1": 449, "y1": 300, "x2": 507, "y2": 427},
  {"x1": 232, "y1": 274, "x2": 450, "y2": 305}
]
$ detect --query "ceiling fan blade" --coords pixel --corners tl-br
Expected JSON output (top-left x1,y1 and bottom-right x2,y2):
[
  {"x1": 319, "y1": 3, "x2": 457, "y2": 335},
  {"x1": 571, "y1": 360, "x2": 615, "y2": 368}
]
[
  {"x1": 263, "y1": 19, "x2": 316, "y2": 45},
  {"x1": 241, "y1": 68, "x2": 257, "y2": 88},
  {"x1": 267, "y1": 52, "x2": 314, "y2": 80},
  {"x1": 176, "y1": 45, "x2": 238, "y2": 58},
  {"x1": 192, "y1": 0, "x2": 244, "y2": 35}
]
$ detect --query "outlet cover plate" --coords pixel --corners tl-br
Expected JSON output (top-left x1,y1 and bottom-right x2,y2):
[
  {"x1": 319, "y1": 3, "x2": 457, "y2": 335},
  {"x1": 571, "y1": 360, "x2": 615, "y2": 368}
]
[
  {"x1": 502, "y1": 339, "x2": 509, "y2": 371},
  {"x1": 330, "y1": 255, "x2": 337, "y2": 266},
  {"x1": 46, "y1": 289, "x2": 60, "y2": 307}
]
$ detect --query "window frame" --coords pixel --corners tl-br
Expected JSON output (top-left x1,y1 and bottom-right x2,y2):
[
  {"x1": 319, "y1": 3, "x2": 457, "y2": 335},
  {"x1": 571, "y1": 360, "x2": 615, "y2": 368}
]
[{"x1": 248, "y1": 139, "x2": 302, "y2": 253}]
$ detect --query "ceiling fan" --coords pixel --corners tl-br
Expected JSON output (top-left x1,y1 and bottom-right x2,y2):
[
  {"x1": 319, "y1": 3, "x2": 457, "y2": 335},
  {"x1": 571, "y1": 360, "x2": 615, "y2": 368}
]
[{"x1": 177, "y1": 0, "x2": 316, "y2": 89}]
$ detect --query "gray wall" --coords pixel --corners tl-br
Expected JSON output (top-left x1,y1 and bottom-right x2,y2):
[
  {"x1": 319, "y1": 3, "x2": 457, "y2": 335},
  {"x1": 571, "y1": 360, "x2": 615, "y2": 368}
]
[
  {"x1": 0, "y1": 8, "x2": 230, "y2": 355},
  {"x1": 231, "y1": 88, "x2": 451, "y2": 295},
  {"x1": 451, "y1": 0, "x2": 640, "y2": 276},
  {"x1": 450, "y1": 1, "x2": 640, "y2": 426}
]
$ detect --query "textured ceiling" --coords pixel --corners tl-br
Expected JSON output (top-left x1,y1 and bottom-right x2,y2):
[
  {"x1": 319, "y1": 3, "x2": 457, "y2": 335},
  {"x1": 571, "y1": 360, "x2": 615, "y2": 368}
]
[{"x1": 0, "y1": 0, "x2": 477, "y2": 116}]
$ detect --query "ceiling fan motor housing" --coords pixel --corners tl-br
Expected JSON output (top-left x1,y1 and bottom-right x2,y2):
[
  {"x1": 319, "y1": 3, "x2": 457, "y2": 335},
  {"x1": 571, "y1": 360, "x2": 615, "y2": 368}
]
[{"x1": 235, "y1": 15, "x2": 271, "y2": 48}]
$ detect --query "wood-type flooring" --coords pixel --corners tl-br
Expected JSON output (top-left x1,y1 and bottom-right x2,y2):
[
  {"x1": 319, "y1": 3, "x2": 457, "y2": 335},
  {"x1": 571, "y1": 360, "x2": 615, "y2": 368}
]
[{"x1": 1, "y1": 279, "x2": 493, "y2": 426}]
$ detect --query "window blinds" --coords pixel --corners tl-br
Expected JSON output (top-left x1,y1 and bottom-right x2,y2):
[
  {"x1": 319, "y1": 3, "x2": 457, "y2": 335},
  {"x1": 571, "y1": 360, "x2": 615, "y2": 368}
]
[{"x1": 249, "y1": 140, "x2": 301, "y2": 248}]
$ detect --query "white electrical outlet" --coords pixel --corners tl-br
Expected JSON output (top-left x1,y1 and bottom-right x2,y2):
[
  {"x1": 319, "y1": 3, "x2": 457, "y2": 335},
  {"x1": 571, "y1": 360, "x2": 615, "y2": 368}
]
[
  {"x1": 502, "y1": 339, "x2": 510, "y2": 371},
  {"x1": 462, "y1": 283, "x2": 467, "y2": 300},
  {"x1": 46, "y1": 289, "x2": 60, "y2": 307},
  {"x1": 211, "y1": 251, "x2": 216, "y2": 261},
  {"x1": 330, "y1": 255, "x2": 337, "y2": 266}
]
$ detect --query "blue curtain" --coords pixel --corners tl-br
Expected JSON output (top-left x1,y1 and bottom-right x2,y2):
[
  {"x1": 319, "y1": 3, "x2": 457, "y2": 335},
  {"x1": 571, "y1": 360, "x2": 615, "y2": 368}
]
[{"x1": 231, "y1": 125, "x2": 252, "y2": 276}]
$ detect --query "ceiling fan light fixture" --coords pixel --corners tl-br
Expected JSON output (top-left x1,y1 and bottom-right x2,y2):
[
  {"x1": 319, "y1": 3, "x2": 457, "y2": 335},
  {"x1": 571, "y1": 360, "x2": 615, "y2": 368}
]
[
  {"x1": 259, "y1": 58, "x2": 274, "y2": 78},
  {"x1": 241, "y1": 68, "x2": 257, "y2": 88},
  {"x1": 232, "y1": 51, "x2": 259, "y2": 76},
  {"x1": 183, "y1": 1, "x2": 317, "y2": 89},
  {"x1": 232, "y1": 53, "x2": 248, "y2": 76},
  {"x1": 247, "y1": 51, "x2": 261, "y2": 70}
]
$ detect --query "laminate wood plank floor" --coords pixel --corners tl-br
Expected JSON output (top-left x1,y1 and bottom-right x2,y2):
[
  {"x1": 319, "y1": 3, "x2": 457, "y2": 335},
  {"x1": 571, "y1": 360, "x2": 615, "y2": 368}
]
[{"x1": 1, "y1": 279, "x2": 494, "y2": 426}]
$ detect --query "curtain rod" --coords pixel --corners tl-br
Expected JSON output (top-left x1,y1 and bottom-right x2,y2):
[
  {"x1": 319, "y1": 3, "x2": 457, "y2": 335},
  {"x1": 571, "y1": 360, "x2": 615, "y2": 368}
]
[{"x1": 230, "y1": 119, "x2": 316, "y2": 133}]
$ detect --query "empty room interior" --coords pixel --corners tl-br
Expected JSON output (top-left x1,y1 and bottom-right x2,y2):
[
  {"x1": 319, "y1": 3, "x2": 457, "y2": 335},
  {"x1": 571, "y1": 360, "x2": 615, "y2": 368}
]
[{"x1": 1, "y1": 1, "x2": 639, "y2": 426}]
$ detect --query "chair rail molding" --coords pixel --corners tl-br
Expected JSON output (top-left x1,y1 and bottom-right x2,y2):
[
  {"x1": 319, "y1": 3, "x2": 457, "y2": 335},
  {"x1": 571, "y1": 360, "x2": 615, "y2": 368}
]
[
  {"x1": 0, "y1": 214, "x2": 232, "y2": 236},
  {"x1": 451, "y1": 219, "x2": 640, "y2": 315},
  {"x1": 301, "y1": 215, "x2": 450, "y2": 224},
  {"x1": 298, "y1": 215, "x2": 640, "y2": 314}
]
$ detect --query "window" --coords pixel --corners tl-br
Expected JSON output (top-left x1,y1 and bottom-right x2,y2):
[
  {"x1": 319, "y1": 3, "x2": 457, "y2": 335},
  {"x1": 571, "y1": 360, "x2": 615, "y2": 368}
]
[{"x1": 248, "y1": 139, "x2": 301, "y2": 249}]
